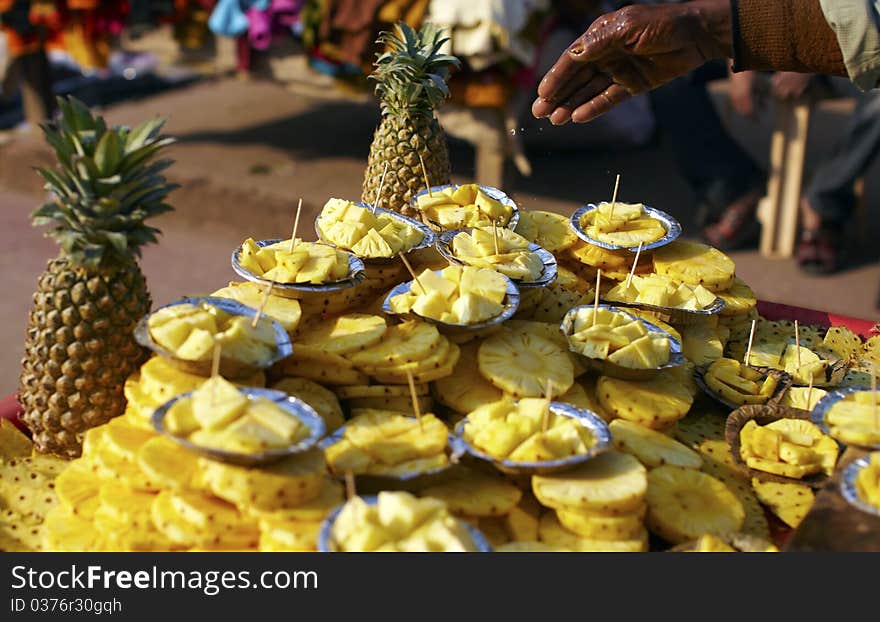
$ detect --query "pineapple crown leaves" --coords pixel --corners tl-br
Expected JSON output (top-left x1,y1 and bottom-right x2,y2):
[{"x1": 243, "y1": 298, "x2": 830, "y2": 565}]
[
  {"x1": 371, "y1": 21, "x2": 461, "y2": 121},
  {"x1": 32, "y1": 96, "x2": 178, "y2": 269}
]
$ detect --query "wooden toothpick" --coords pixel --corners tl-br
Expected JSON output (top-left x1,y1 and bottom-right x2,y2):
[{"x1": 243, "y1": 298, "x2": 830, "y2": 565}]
[
  {"x1": 288, "y1": 198, "x2": 303, "y2": 252},
  {"x1": 542, "y1": 379, "x2": 554, "y2": 433},
  {"x1": 806, "y1": 374, "x2": 814, "y2": 411},
  {"x1": 210, "y1": 341, "x2": 222, "y2": 405},
  {"x1": 211, "y1": 342, "x2": 222, "y2": 378},
  {"x1": 344, "y1": 470, "x2": 356, "y2": 501},
  {"x1": 405, "y1": 368, "x2": 423, "y2": 432},
  {"x1": 373, "y1": 162, "x2": 390, "y2": 214},
  {"x1": 794, "y1": 320, "x2": 801, "y2": 371},
  {"x1": 745, "y1": 319, "x2": 756, "y2": 366},
  {"x1": 592, "y1": 269, "x2": 602, "y2": 326},
  {"x1": 418, "y1": 155, "x2": 433, "y2": 197},
  {"x1": 609, "y1": 174, "x2": 621, "y2": 220},
  {"x1": 398, "y1": 252, "x2": 425, "y2": 295},
  {"x1": 251, "y1": 281, "x2": 275, "y2": 328},
  {"x1": 626, "y1": 241, "x2": 644, "y2": 288},
  {"x1": 870, "y1": 363, "x2": 879, "y2": 432}
]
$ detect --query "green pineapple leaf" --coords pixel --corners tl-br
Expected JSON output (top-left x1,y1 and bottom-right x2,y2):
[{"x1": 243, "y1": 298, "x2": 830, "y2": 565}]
[{"x1": 33, "y1": 96, "x2": 176, "y2": 268}]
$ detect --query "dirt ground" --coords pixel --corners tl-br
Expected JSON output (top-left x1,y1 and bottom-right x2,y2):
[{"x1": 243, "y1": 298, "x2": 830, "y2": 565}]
[{"x1": 1, "y1": 75, "x2": 878, "y2": 392}]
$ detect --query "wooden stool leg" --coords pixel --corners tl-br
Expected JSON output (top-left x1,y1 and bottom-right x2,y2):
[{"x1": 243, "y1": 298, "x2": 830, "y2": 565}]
[
  {"x1": 759, "y1": 103, "x2": 790, "y2": 257},
  {"x1": 777, "y1": 103, "x2": 811, "y2": 258}
]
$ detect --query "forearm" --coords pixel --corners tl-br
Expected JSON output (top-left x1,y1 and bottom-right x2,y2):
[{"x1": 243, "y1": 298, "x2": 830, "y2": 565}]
[{"x1": 731, "y1": 0, "x2": 846, "y2": 76}]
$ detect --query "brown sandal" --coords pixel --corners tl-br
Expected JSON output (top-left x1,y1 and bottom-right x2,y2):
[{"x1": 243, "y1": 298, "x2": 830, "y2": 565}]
[
  {"x1": 796, "y1": 228, "x2": 841, "y2": 275},
  {"x1": 701, "y1": 197, "x2": 761, "y2": 251}
]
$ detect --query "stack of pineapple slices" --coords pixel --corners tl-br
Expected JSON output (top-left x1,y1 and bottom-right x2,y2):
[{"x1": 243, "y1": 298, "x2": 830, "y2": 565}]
[
  {"x1": 817, "y1": 391, "x2": 880, "y2": 447},
  {"x1": 47, "y1": 412, "x2": 334, "y2": 551}
]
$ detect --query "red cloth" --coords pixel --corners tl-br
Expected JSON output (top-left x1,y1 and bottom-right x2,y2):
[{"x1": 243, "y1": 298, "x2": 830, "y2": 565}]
[
  {"x1": 0, "y1": 393, "x2": 26, "y2": 435},
  {"x1": 756, "y1": 301, "x2": 878, "y2": 339}
]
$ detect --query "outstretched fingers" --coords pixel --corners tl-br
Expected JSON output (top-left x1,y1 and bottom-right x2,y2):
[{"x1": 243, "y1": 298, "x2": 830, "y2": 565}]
[{"x1": 570, "y1": 84, "x2": 632, "y2": 124}]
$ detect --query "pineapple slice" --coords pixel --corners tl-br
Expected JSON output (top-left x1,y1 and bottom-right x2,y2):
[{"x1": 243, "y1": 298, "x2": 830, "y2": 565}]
[
  {"x1": 347, "y1": 321, "x2": 442, "y2": 367},
  {"x1": 751, "y1": 479, "x2": 815, "y2": 528},
  {"x1": 136, "y1": 436, "x2": 199, "y2": 489},
  {"x1": 855, "y1": 453, "x2": 880, "y2": 509},
  {"x1": 609, "y1": 419, "x2": 703, "y2": 469},
  {"x1": 780, "y1": 345, "x2": 827, "y2": 385},
  {"x1": 211, "y1": 282, "x2": 302, "y2": 333},
  {"x1": 474, "y1": 189, "x2": 508, "y2": 221},
  {"x1": 645, "y1": 465, "x2": 745, "y2": 544},
  {"x1": 556, "y1": 507, "x2": 646, "y2": 540},
  {"x1": 149, "y1": 317, "x2": 193, "y2": 351},
  {"x1": 597, "y1": 371, "x2": 694, "y2": 429},
  {"x1": 324, "y1": 220, "x2": 369, "y2": 249},
  {"x1": 411, "y1": 268, "x2": 458, "y2": 299},
  {"x1": 653, "y1": 240, "x2": 736, "y2": 292},
  {"x1": 538, "y1": 513, "x2": 648, "y2": 552},
  {"x1": 479, "y1": 330, "x2": 574, "y2": 398},
  {"x1": 450, "y1": 184, "x2": 478, "y2": 205},
  {"x1": 295, "y1": 313, "x2": 386, "y2": 355},
  {"x1": 717, "y1": 277, "x2": 757, "y2": 317},
  {"x1": 421, "y1": 470, "x2": 522, "y2": 517},
  {"x1": 514, "y1": 209, "x2": 578, "y2": 252},
  {"x1": 533, "y1": 450, "x2": 647, "y2": 514},
  {"x1": 779, "y1": 387, "x2": 827, "y2": 411},
  {"x1": 432, "y1": 341, "x2": 504, "y2": 414}
]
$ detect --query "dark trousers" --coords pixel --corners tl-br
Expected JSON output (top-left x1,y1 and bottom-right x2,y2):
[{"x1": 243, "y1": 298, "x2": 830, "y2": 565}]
[
  {"x1": 648, "y1": 60, "x2": 765, "y2": 225},
  {"x1": 805, "y1": 90, "x2": 880, "y2": 227}
]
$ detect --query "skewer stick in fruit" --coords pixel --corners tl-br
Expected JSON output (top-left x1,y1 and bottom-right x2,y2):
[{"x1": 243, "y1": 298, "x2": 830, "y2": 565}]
[
  {"x1": 593, "y1": 269, "x2": 602, "y2": 326},
  {"x1": 745, "y1": 319, "x2": 757, "y2": 366},
  {"x1": 251, "y1": 281, "x2": 275, "y2": 328},
  {"x1": 609, "y1": 174, "x2": 621, "y2": 220},
  {"x1": 626, "y1": 241, "x2": 644, "y2": 288},
  {"x1": 794, "y1": 320, "x2": 801, "y2": 371},
  {"x1": 418, "y1": 154, "x2": 433, "y2": 198},
  {"x1": 289, "y1": 198, "x2": 303, "y2": 253},
  {"x1": 399, "y1": 253, "x2": 425, "y2": 296},
  {"x1": 405, "y1": 368, "x2": 424, "y2": 432},
  {"x1": 344, "y1": 470, "x2": 356, "y2": 501},
  {"x1": 373, "y1": 162, "x2": 390, "y2": 213},
  {"x1": 542, "y1": 379, "x2": 554, "y2": 433},
  {"x1": 210, "y1": 342, "x2": 222, "y2": 405},
  {"x1": 872, "y1": 362, "x2": 878, "y2": 431}
]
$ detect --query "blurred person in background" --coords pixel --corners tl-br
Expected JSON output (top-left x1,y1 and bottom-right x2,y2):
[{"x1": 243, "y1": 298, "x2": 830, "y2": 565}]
[{"x1": 533, "y1": 0, "x2": 880, "y2": 276}]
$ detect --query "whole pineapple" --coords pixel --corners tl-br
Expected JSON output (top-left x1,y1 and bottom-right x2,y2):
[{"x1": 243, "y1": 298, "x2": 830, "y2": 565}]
[
  {"x1": 19, "y1": 96, "x2": 177, "y2": 458},
  {"x1": 362, "y1": 22, "x2": 460, "y2": 216}
]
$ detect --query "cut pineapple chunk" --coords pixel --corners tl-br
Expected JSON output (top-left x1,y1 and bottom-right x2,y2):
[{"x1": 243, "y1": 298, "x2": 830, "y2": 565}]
[
  {"x1": 610, "y1": 419, "x2": 702, "y2": 469},
  {"x1": 514, "y1": 209, "x2": 578, "y2": 252}
]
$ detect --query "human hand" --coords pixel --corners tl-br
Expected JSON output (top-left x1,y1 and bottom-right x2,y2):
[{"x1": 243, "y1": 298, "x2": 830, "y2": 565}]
[
  {"x1": 771, "y1": 72, "x2": 814, "y2": 101},
  {"x1": 532, "y1": 0, "x2": 732, "y2": 125}
]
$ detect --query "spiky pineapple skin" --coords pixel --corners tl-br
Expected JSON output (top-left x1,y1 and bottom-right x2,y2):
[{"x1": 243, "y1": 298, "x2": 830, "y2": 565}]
[
  {"x1": 362, "y1": 115, "x2": 451, "y2": 216},
  {"x1": 19, "y1": 255, "x2": 151, "y2": 458}
]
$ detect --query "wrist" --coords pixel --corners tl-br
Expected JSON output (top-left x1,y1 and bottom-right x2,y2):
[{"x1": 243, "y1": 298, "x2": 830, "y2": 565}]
[{"x1": 688, "y1": 0, "x2": 734, "y2": 59}]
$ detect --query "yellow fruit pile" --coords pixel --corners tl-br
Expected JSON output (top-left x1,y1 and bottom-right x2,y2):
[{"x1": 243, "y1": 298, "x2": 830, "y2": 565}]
[
  {"x1": 415, "y1": 184, "x2": 513, "y2": 229},
  {"x1": 580, "y1": 202, "x2": 667, "y2": 247},
  {"x1": 449, "y1": 227, "x2": 545, "y2": 281},
  {"x1": 238, "y1": 237, "x2": 352, "y2": 284},
  {"x1": 148, "y1": 301, "x2": 279, "y2": 366},
  {"x1": 317, "y1": 198, "x2": 424, "y2": 258},
  {"x1": 389, "y1": 265, "x2": 509, "y2": 325}
]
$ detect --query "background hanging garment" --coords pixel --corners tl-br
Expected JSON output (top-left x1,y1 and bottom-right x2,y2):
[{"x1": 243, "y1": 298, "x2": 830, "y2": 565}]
[{"x1": 209, "y1": 0, "x2": 267, "y2": 37}]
